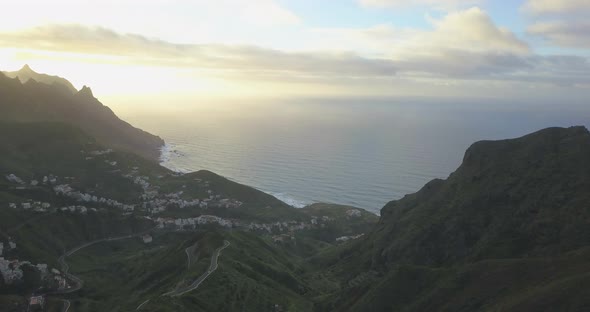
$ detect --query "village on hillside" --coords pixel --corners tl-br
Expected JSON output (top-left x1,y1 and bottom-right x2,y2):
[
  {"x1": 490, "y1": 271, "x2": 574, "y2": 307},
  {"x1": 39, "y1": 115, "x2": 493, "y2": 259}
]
[{"x1": 1, "y1": 150, "x2": 368, "y2": 299}]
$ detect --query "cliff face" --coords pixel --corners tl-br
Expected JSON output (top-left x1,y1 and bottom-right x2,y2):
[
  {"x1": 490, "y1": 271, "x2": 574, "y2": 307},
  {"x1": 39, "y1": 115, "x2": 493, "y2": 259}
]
[
  {"x1": 372, "y1": 126, "x2": 590, "y2": 267},
  {"x1": 0, "y1": 69, "x2": 164, "y2": 162},
  {"x1": 319, "y1": 126, "x2": 590, "y2": 312},
  {"x1": 3, "y1": 64, "x2": 78, "y2": 94}
]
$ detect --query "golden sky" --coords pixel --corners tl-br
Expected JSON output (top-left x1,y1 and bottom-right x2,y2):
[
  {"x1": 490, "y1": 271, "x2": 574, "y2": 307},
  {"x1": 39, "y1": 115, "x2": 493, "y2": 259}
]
[{"x1": 0, "y1": 0, "x2": 589, "y2": 104}]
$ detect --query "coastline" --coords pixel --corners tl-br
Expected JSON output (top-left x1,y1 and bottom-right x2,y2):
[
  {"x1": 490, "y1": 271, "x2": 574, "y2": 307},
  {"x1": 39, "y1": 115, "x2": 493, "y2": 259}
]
[
  {"x1": 158, "y1": 143, "x2": 313, "y2": 208},
  {"x1": 159, "y1": 143, "x2": 190, "y2": 173}
]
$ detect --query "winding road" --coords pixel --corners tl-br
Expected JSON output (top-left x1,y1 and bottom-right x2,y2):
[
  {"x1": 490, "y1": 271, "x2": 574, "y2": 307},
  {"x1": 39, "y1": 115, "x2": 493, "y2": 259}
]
[
  {"x1": 185, "y1": 243, "x2": 196, "y2": 270},
  {"x1": 48, "y1": 228, "x2": 155, "y2": 295},
  {"x1": 135, "y1": 299, "x2": 150, "y2": 310},
  {"x1": 163, "y1": 240, "x2": 230, "y2": 297},
  {"x1": 61, "y1": 299, "x2": 70, "y2": 312}
]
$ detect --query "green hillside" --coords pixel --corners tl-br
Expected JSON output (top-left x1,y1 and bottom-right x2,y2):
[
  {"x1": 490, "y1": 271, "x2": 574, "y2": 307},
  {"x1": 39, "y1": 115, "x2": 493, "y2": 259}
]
[
  {"x1": 0, "y1": 68, "x2": 164, "y2": 162},
  {"x1": 2, "y1": 77, "x2": 589, "y2": 311},
  {"x1": 0, "y1": 121, "x2": 378, "y2": 311},
  {"x1": 314, "y1": 126, "x2": 590, "y2": 311}
]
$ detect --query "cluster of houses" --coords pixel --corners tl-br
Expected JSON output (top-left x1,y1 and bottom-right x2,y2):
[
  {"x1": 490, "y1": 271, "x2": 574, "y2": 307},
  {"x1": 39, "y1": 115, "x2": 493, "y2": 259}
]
[
  {"x1": 335, "y1": 233, "x2": 365, "y2": 243},
  {"x1": 155, "y1": 214, "x2": 341, "y2": 235},
  {"x1": 28, "y1": 295, "x2": 45, "y2": 310},
  {"x1": 9, "y1": 167, "x2": 243, "y2": 219},
  {"x1": 8, "y1": 201, "x2": 51, "y2": 212},
  {"x1": 247, "y1": 220, "x2": 313, "y2": 233},
  {"x1": 271, "y1": 234, "x2": 296, "y2": 243},
  {"x1": 345, "y1": 208, "x2": 362, "y2": 218},
  {"x1": 0, "y1": 257, "x2": 49, "y2": 285},
  {"x1": 310, "y1": 215, "x2": 334, "y2": 225},
  {"x1": 88, "y1": 149, "x2": 113, "y2": 156},
  {"x1": 155, "y1": 215, "x2": 235, "y2": 230},
  {"x1": 144, "y1": 196, "x2": 243, "y2": 214},
  {"x1": 5, "y1": 173, "x2": 60, "y2": 186},
  {"x1": 0, "y1": 255, "x2": 72, "y2": 294},
  {"x1": 51, "y1": 268, "x2": 68, "y2": 290},
  {"x1": 142, "y1": 196, "x2": 202, "y2": 213},
  {"x1": 84, "y1": 149, "x2": 113, "y2": 161},
  {"x1": 132, "y1": 175, "x2": 151, "y2": 192},
  {"x1": 7, "y1": 200, "x2": 100, "y2": 215},
  {"x1": 5, "y1": 174, "x2": 24, "y2": 184},
  {"x1": 59, "y1": 205, "x2": 98, "y2": 214},
  {"x1": 53, "y1": 184, "x2": 135, "y2": 212},
  {"x1": 125, "y1": 171, "x2": 243, "y2": 214},
  {"x1": 0, "y1": 257, "x2": 24, "y2": 284}
]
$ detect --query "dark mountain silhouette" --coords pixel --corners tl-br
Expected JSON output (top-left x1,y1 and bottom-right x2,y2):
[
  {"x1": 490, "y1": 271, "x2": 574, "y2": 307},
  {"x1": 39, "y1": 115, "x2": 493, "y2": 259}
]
[
  {"x1": 3, "y1": 64, "x2": 78, "y2": 94},
  {"x1": 317, "y1": 126, "x2": 590, "y2": 311},
  {"x1": 0, "y1": 68, "x2": 164, "y2": 162}
]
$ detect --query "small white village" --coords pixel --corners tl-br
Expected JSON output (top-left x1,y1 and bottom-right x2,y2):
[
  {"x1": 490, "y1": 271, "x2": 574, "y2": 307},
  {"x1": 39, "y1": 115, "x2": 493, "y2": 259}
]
[{"x1": 4, "y1": 151, "x2": 366, "y2": 238}]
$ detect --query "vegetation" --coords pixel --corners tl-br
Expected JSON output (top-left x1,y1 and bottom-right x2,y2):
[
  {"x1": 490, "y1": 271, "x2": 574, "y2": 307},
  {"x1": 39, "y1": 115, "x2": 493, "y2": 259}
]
[
  {"x1": 1, "y1": 69, "x2": 589, "y2": 311},
  {"x1": 0, "y1": 68, "x2": 163, "y2": 162},
  {"x1": 0, "y1": 121, "x2": 374, "y2": 311},
  {"x1": 314, "y1": 126, "x2": 590, "y2": 311}
]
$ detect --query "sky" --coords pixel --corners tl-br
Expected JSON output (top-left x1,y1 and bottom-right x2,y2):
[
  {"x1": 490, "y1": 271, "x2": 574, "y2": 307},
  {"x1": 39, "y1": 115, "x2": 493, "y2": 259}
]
[{"x1": 0, "y1": 0, "x2": 589, "y2": 105}]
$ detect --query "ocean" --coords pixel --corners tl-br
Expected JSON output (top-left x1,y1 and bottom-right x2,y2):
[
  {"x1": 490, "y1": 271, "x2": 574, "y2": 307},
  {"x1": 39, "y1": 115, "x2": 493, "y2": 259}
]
[{"x1": 121, "y1": 97, "x2": 590, "y2": 214}]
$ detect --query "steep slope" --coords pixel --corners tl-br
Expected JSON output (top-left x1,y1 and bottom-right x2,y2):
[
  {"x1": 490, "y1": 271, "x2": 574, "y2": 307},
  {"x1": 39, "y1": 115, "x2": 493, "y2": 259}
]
[
  {"x1": 0, "y1": 121, "x2": 374, "y2": 311},
  {"x1": 3, "y1": 65, "x2": 77, "y2": 94},
  {"x1": 0, "y1": 69, "x2": 164, "y2": 162},
  {"x1": 373, "y1": 126, "x2": 590, "y2": 266},
  {"x1": 317, "y1": 126, "x2": 590, "y2": 311},
  {"x1": 299, "y1": 203, "x2": 378, "y2": 243},
  {"x1": 0, "y1": 121, "x2": 305, "y2": 223}
]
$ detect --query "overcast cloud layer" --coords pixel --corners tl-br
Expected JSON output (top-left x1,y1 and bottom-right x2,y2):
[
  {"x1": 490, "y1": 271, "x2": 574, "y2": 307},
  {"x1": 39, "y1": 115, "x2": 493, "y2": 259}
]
[{"x1": 0, "y1": 0, "x2": 588, "y2": 98}]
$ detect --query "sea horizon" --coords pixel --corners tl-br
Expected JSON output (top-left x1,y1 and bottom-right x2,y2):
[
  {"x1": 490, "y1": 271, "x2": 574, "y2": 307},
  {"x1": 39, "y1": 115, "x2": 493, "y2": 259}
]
[{"x1": 126, "y1": 97, "x2": 590, "y2": 214}]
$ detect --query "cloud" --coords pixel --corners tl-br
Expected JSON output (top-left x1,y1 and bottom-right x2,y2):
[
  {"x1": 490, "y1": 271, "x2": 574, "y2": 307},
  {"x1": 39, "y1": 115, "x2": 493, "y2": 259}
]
[
  {"x1": 314, "y1": 8, "x2": 530, "y2": 55},
  {"x1": 311, "y1": 7, "x2": 530, "y2": 77},
  {"x1": 523, "y1": 0, "x2": 590, "y2": 49},
  {"x1": 236, "y1": 0, "x2": 301, "y2": 26},
  {"x1": 0, "y1": 7, "x2": 538, "y2": 82},
  {"x1": 422, "y1": 7, "x2": 529, "y2": 54},
  {"x1": 0, "y1": 0, "x2": 301, "y2": 42},
  {"x1": 0, "y1": 12, "x2": 531, "y2": 80},
  {"x1": 358, "y1": 0, "x2": 480, "y2": 10},
  {"x1": 528, "y1": 21, "x2": 590, "y2": 48},
  {"x1": 0, "y1": 24, "x2": 395, "y2": 78},
  {"x1": 523, "y1": 0, "x2": 590, "y2": 15},
  {"x1": 0, "y1": 7, "x2": 587, "y2": 91},
  {"x1": 308, "y1": 7, "x2": 588, "y2": 87}
]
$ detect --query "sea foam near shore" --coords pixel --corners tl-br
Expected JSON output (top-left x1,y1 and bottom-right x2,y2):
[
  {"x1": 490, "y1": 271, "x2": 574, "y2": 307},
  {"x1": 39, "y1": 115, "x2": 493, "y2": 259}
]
[
  {"x1": 159, "y1": 143, "x2": 190, "y2": 173},
  {"x1": 160, "y1": 143, "x2": 311, "y2": 207},
  {"x1": 267, "y1": 191, "x2": 311, "y2": 208}
]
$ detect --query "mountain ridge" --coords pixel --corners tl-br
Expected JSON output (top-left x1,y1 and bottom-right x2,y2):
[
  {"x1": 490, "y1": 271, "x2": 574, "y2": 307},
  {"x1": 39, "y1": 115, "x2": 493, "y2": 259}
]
[
  {"x1": 3, "y1": 65, "x2": 78, "y2": 94},
  {"x1": 316, "y1": 125, "x2": 590, "y2": 311},
  {"x1": 1, "y1": 65, "x2": 589, "y2": 311},
  {"x1": 0, "y1": 67, "x2": 165, "y2": 162}
]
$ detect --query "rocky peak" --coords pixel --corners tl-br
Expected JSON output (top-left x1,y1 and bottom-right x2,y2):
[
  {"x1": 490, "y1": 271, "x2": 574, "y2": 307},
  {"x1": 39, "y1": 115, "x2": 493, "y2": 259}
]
[
  {"x1": 19, "y1": 64, "x2": 34, "y2": 73},
  {"x1": 77, "y1": 85, "x2": 95, "y2": 99}
]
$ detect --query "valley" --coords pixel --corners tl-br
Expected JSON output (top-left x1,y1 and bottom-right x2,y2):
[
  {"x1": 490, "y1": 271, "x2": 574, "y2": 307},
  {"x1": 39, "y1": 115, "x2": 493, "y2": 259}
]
[{"x1": 0, "y1": 68, "x2": 589, "y2": 311}]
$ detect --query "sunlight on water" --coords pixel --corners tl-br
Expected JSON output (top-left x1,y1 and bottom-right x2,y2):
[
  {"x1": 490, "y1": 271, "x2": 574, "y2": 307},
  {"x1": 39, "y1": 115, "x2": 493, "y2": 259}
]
[{"x1": 121, "y1": 97, "x2": 590, "y2": 213}]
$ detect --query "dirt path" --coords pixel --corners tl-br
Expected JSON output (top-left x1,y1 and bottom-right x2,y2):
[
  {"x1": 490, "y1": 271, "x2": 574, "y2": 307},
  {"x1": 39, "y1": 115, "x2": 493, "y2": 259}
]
[{"x1": 163, "y1": 240, "x2": 230, "y2": 297}]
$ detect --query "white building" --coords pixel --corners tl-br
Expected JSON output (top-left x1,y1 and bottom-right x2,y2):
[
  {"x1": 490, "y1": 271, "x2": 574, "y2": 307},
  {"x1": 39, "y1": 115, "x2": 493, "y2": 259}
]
[
  {"x1": 5, "y1": 174, "x2": 24, "y2": 184},
  {"x1": 142, "y1": 234, "x2": 153, "y2": 244}
]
